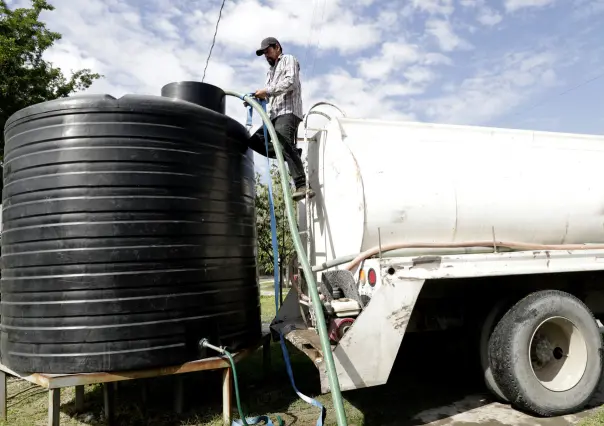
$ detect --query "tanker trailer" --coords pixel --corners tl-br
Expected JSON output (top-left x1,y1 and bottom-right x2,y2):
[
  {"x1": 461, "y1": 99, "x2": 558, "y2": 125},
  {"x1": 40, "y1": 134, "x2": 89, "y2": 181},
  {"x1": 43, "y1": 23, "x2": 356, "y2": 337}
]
[{"x1": 271, "y1": 108, "x2": 604, "y2": 418}]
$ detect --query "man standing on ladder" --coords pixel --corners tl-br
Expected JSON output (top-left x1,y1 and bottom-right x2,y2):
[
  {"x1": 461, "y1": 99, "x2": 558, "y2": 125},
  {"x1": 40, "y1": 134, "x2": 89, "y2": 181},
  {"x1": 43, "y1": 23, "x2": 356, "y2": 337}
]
[{"x1": 248, "y1": 36, "x2": 315, "y2": 202}]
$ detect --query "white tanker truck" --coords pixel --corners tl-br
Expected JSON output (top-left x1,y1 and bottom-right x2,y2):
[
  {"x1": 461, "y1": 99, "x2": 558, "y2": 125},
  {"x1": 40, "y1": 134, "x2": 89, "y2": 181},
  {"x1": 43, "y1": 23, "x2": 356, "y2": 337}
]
[{"x1": 271, "y1": 105, "x2": 604, "y2": 418}]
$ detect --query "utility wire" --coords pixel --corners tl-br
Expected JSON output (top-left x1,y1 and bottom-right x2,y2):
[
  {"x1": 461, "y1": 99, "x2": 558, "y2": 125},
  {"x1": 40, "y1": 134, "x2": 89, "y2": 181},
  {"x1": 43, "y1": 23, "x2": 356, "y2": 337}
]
[
  {"x1": 303, "y1": 0, "x2": 318, "y2": 68},
  {"x1": 202, "y1": 0, "x2": 227, "y2": 82},
  {"x1": 308, "y1": 0, "x2": 326, "y2": 80},
  {"x1": 512, "y1": 71, "x2": 604, "y2": 117}
]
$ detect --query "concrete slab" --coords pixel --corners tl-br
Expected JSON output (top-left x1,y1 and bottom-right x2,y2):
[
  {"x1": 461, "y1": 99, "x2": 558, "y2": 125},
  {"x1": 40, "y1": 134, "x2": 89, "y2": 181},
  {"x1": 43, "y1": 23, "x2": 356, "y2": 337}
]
[{"x1": 411, "y1": 393, "x2": 599, "y2": 425}]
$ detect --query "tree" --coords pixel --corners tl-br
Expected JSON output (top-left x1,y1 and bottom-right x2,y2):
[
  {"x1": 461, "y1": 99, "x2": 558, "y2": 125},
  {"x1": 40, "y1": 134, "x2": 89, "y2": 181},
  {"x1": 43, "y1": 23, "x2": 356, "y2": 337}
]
[
  {"x1": 0, "y1": 0, "x2": 101, "y2": 162},
  {"x1": 255, "y1": 164, "x2": 296, "y2": 285}
]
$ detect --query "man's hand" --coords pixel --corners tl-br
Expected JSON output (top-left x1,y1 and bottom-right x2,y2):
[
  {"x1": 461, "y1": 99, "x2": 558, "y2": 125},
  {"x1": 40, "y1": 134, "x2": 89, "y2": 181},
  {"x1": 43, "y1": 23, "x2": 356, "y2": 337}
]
[{"x1": 254, "y1": 88, "x2": 268, "y2": 99}]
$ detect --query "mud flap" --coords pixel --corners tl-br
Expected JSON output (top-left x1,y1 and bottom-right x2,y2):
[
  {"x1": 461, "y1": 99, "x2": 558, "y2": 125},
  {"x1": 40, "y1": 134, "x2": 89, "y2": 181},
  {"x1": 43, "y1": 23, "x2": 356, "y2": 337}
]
[{"x1": 272, "y1": 277, "x2": 425, "y2": 395}]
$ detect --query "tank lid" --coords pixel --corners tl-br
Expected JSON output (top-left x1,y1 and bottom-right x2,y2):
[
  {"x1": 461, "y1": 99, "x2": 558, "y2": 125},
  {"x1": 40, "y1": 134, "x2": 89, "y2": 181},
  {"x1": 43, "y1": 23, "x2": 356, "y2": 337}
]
[{"x1": 160, "y1": 81, "x2": 226, "y2": 114}]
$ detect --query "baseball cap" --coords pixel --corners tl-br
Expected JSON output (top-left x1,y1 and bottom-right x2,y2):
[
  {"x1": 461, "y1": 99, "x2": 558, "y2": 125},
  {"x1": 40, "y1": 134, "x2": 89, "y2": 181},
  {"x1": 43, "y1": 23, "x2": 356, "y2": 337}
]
[{"x1": 256, "y1": 37, "x2": 280, "y2": 56}]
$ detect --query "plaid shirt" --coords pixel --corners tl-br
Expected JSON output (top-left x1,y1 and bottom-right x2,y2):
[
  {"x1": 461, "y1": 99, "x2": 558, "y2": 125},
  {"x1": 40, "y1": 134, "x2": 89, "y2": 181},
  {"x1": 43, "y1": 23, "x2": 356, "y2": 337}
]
[{"x1": 265, "y1": 54, "x2": 303, "y2": 120}]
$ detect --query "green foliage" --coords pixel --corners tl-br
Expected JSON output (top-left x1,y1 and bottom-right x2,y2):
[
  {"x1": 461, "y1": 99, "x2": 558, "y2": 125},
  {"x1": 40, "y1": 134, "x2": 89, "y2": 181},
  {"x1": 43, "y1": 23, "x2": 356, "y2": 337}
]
[
  {"x1": 0, "y1": 0, "x2": 102, "y2": 160},
  {"x1": 255, "y1": 164, "x2": 295, "y2": 275}
]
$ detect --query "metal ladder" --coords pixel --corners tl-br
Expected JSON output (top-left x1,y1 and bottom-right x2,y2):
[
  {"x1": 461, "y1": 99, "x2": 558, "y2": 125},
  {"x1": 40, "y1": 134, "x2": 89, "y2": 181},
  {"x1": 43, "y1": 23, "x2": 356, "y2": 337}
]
[{"x1": 293, "y1": 103, "x2": 347, "y2": 325}]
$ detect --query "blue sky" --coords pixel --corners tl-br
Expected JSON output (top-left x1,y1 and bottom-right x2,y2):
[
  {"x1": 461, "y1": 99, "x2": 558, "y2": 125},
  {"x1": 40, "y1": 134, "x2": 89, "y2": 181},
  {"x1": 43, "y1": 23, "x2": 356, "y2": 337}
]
[{"x1": 7, "y1": 0, "x2": 604, "y2": 176}]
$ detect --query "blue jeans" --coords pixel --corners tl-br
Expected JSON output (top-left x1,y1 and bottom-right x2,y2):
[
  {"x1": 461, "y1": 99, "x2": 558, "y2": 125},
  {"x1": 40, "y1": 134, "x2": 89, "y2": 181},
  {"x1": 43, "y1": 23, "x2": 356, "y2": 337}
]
[{"x1": 247, "y1": 113, "x2": 306, "y2": 189}]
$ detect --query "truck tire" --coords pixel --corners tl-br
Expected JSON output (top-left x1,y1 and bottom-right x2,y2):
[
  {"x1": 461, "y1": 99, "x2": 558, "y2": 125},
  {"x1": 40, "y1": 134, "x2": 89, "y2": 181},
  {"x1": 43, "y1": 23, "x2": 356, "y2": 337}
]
[
  {"x1": 489, "y1": 290, "x2": 602, "y2": 417},
  {"x1": 479, "y1": 299, "x2": 509, "y2": 402}
]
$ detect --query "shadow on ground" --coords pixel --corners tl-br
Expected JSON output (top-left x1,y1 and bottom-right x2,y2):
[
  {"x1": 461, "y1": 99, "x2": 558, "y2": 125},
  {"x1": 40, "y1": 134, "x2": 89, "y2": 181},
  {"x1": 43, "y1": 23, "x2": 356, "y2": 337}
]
[
  {"x1": 56, "y1": 342, "x2": 310, "y2": 426},
  {"x1": 344, "y1": 330, "x2": 604, "y2": 426},
  {"x1": 342, "y1": 329, "x2": 489, "y2": 426}
]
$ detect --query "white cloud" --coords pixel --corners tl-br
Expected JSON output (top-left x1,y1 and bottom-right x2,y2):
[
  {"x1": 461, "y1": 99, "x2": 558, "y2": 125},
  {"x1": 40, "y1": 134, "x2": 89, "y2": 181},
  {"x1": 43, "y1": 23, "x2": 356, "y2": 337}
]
[
  {"x1": 412, "y1": 0, "x2": 455, "y2": 15},
  {"x1": 421, "y1": 51, "x2": 558, "y2": 124},
  {"x1": 303, "y1": 69, "x2": 417, "y2": 121},
  {"x1": 457, "y1": 0, "x2": 503, "y2": 25},
  {"x1": 459, "y1": 0, "x2": 482, "y2": 7},
  {"x1": 504, "y1": 0, "x2": 556, "y2": 13},
  {"x1": 377, "y1": 10, "x2": 398, "y2": 26},
  {"x1": 573, "y1": 0, "x2": 604, "y2": 18},
  {"x1": 477, "y1": 8, "x2": 503, "y2": 25},
  {"x1": 424, "y1": 52, "x2": 454, "y2": 66},
  {"x1": 358, "y1": 41, "x2": 421, "y2": 80},
  {"x1": 426, "y1": 19, "x2": 474, "y2": 52},
  {"x1": 355, "y1": 40, "x2": 452, "y2": 97},
  {"x1": 403, "y1": 66, "x2": 437, "y2": 84},
  {"x1": 201, "y1": 0, "x2": 382, "y2": 56}
]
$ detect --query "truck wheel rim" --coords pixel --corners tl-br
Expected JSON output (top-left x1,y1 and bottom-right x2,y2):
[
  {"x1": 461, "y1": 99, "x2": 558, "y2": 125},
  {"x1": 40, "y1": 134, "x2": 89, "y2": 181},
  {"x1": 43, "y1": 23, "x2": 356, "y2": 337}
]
[{"x1": 529, "y1": 316, "x2": 588, "y2": 392}]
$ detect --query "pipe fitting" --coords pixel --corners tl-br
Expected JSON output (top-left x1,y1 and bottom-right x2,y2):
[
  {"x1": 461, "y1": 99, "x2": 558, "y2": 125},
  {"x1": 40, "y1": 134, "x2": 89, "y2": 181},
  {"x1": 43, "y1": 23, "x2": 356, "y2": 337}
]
[{"x1": 199, "y1": 338, "x2": 225, "y2": 355}]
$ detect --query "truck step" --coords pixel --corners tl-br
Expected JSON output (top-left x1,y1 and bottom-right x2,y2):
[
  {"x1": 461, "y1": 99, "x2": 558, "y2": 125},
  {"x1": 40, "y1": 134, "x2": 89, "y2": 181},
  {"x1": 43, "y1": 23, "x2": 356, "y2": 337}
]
[{"x1": 283, "y1": 328, "x2": 326, "y2": 364}]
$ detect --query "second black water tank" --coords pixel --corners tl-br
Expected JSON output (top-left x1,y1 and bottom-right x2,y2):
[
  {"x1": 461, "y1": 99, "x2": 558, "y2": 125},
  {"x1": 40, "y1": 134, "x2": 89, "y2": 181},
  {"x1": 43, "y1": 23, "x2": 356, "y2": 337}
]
[{"x1": 1, "y1": 90, "x2": 261, "y2": 373}]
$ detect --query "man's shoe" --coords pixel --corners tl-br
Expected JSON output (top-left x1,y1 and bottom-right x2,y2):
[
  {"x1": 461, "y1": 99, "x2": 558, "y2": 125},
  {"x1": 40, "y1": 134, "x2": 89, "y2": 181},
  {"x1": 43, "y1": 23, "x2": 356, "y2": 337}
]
[{"x1": 293, "y1": 186, "x2": 316, "y2": 202}]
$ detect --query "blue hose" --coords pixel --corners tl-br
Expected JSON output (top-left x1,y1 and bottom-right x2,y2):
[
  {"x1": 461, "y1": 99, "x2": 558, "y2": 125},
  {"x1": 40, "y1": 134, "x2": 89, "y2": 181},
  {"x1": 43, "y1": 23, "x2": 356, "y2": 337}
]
[{"x1": 246, "y1": 96, "x2": 326, "y2": 426}]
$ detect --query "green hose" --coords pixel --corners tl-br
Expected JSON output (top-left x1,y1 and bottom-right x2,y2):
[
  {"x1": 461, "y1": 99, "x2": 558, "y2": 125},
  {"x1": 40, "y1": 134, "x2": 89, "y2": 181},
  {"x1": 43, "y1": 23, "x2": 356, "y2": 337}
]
[
  {"x1": 200, "y1": 339, "x2": 283, "y2": 426},
  {"x1": 224, "y1": 90, "x2": 348, "y2": 426},
  {"x1": 224, "y1": 351, "x2": 249, "y2": 425}
]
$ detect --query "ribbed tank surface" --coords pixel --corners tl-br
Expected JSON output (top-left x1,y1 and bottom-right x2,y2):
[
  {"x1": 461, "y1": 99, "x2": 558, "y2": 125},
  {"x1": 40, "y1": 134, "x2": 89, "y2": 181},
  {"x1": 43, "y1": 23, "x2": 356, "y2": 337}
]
[{"x1": 1, "y1": 92, "x2": 261, "y2": 373}]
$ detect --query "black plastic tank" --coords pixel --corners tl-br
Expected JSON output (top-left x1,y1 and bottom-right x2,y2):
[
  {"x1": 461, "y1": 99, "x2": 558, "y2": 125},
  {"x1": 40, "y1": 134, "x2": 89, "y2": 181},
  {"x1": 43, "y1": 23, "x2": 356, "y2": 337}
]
[{"x1": 1, "y1": 82, "x2": 261, "y2": 373}]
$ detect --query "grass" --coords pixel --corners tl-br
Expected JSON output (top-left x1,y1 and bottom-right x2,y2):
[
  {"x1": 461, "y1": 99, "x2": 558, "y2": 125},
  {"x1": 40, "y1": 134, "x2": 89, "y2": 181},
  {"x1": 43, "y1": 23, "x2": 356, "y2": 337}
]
[
  {"x1": 259, "y1": 281, "x2": 274, "y2": 295},
  {"x1": 580, "y1": 409, "x2": 604, "y2": 426},
  {"x1": 260, "y1": 294, "x2": 277, "y2": 323}
]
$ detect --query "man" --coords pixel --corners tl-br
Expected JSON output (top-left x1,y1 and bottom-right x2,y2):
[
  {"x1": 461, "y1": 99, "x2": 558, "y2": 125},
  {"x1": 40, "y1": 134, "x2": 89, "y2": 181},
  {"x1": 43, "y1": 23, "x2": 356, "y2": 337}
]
[{"x1": 248, "y1": 36, "x2": 315, "y2": 202}]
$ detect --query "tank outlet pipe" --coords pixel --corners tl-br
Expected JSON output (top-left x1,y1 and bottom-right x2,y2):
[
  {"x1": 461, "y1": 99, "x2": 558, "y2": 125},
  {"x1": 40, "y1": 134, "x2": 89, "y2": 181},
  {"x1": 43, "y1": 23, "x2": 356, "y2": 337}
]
[
  {"x1": 199, "y1": 339, "x2": 283, "y2": 426},
  {"x1": 199, "y1": 338, "x2": 226, "y2": 355},
  {"x1": 312, "y1": 255, "x2": 357, "y2": 272},
  {"x1": 223, "y1": 90, "x2": 348, "y2": 426}
]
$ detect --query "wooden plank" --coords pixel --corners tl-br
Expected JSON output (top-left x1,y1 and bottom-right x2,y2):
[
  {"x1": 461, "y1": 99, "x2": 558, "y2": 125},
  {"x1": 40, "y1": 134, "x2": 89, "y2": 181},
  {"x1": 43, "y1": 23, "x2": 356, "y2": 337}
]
[
  {"x1": 48, "y1": 389, "x2": 60, "y2": 426},
  {"x1": 0, "y1": 333, "x2": 270, "y2": 389},
  {"x1": 141, "y1": 381, "x2": 148, "y2": 404},
  {"x1": 222, "y1": 368, "x2": 233, "y2": 426},
  {"x1": 174, "y1": 376, "x2": 184, "y2": 414},
  {"x1": 103, "y1": 383, "x2": 115, "y2": 426},
  {"x1": 75, "y1": 385, "x2": 84, "y2": 412},
  {"x1": 0, "y1": 364, "x2": 50, "y2": 389},
  {"x1": 0, "y1": 371, "x2": 6, "y2": 421}
]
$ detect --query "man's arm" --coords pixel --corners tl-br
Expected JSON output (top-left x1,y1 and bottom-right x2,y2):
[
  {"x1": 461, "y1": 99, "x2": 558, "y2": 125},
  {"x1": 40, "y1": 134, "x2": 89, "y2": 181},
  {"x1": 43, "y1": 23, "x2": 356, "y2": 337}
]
[{"x1": 266, "y1": 55, "x2": 299, "y2": 97}]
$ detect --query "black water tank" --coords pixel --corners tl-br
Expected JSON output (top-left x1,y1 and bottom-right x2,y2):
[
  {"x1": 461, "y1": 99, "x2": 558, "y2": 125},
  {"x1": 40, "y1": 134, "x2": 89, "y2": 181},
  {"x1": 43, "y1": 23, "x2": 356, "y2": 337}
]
[{"x1": 1, "y1": 86, "x2": 261, "y2": 373}]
